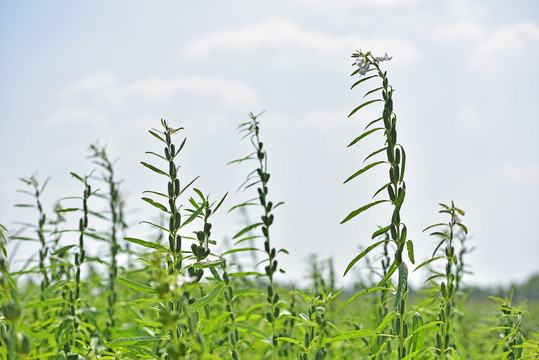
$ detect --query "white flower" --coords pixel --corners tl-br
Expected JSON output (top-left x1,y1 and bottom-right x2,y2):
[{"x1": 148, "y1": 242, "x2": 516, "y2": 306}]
[
  {"x1": 355, "y1": 58, "x2": 371, "y2": 75},
  {"x1": 374, "y1": 53, "x2": 393, "y2": 62},
  {"x1": 451, "y1": 213, "x2": 461, "y2": 225},
  {"x1": 176, "y1": 274, "x2": 197, "y2": 287}
]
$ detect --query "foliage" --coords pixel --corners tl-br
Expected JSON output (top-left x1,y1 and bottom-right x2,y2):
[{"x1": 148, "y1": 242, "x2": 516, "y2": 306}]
[{"x1": 1, "y1": 51, "x2": 538, "y2": 360}]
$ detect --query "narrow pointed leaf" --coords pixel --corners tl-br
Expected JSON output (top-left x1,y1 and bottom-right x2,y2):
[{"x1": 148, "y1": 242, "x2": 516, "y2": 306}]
[
  {"x1": 341, "y1": 200, "x2": 388, "y2": 224},
  {"x1": 348, "y1": 99, "x2": 383, "y2": 118},
  {"x1": 350, "y1": 74, "x2": 378, "y2": 90},
  {"x1": 344, "y1": 161, "x2": 386, "y2": 184},
  {"x1": 141, "y1": 197, "x2": 169, "y2": 213},
  {"x1": 140, "y1": 162, "x2": 168, "y2": 177},
  {"x1": 124, "y1": 237, "x2": 168, "y2": 252},
  {"x1": 394, "y1": 262, "x2": 408, "y2": 311},
  {"x1": 232, "y1": 222, "x2": 263, "y2": 239},
  {"x1": 191, "y1": 284, "x2": 224, "y2": 310},
  {"x1": 347, "y1": 128, "x2": 384, "y2": 147},
  {"x1": 343, "y1": 239, "x2": 391, "y2": 276},
  {"x1": 118, "y1": 277, "x2": 155, "y2": 294}
]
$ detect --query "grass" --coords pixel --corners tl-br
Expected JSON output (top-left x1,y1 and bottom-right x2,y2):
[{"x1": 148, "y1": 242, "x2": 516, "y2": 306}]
[{"x1": 1, "y1": 51, "x2": 538, "y2": 359}]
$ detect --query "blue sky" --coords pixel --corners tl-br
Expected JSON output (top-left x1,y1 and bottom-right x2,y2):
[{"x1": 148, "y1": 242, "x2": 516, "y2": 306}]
[{"x1": 1, "y1": 0, "x2": 538, "y2": 288}]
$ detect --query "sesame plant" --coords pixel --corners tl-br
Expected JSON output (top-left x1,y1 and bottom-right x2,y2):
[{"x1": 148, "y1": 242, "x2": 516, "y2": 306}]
[{"x1": 1, "y1": 52, "x2": 539, "y2": 360}]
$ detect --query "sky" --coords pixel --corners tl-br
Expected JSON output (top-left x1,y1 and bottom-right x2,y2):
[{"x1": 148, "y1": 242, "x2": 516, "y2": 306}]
[{"x1": 1, "y1": 0, "x2": 539, "y2": 289}]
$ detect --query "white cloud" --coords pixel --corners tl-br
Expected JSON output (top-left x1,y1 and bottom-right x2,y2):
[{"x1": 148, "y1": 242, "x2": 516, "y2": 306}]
[
  {"x1": 500, "y1": 163, "x2": 539, "y2": 185},
  {"x1": 293, "y1": 0, "x2": 422, "y2": 9},
  {"x1": 471, "y1": 21, "x2": 539, "y2": 74},
  {"x1": 183, "y1": 18, "x2": 421, "y2": 67},
  {"x1": 433, "y1": 20, "x2": 487, "y2": 41},
  {"x1": 52, "y1": 73, "x2": 261, "y2": 125}
]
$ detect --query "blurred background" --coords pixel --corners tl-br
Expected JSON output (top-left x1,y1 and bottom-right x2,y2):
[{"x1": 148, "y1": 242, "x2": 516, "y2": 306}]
[{"x1": 1, "y1": 0, "x2": 538, "y2": 289}]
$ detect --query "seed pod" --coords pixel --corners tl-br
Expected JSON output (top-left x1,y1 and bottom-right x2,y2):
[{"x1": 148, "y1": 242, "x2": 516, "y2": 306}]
[
  {"x1": 174, "y1": 178, "x2": 180, "y2": 196},
  {"x1": 168, "y1": 182, "x2": 174, "y2": 197},
  {"x1": 169, "y1": 235, "x2": 175, "y2": 252}
]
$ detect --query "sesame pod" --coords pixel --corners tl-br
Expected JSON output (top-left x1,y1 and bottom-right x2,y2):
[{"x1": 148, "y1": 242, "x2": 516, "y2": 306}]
[
  {"x1": 304, "y1": 332, "x2": 310, "y2": 348},
  {"x1": 168, "y1": 182, "x2": 174, "y2": 197},
  {"x1": 176, "y1": 235, "x2": 181, "y2": 252},
  {"x1": 174, "y1": 212, "x2": 181, "y2": 230},
  {"x1": 267, "y1": 285, "x2": 273, "y2": 298},
  {"x1": 436, "y1": 332, "x2": 442, "y2": 348},
  {"x1": 169, "y1": 235, "x2": 175, "y2": 252},
  {"x1": 170, "y1": 144, "x2": 175, "y2": 156},
  {"x1": 165, "y1": 147, "x2": 170, "y2": 160},
  {"x1": 266, "y1": 312, "x2": 274, "y2": 323},
  {"x1": 388, "y1": 185, "x2": 396, "y2": 201},
  {"x1": 441, "y1": 282, "x2": 447, "y2": 297},
  {"x1": 174, "y1": 178, "x2": 180, "y2": 196}
]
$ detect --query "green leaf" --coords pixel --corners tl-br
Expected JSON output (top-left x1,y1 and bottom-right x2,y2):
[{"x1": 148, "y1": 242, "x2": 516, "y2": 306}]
[
  {"x1": 118, "y1": 277, "x2": 155, "y2": 294},
  {"x1": 378, "y1": 259, "x2": 398, "y2": 287},
  {"x1": 178, "y1": 176, "x2": 200, "y2": 197},
  {"x1": 370, "y1": 312, "x2": 397, "y2": 347},
  {"x1": 139, "y1": 221, "x2": 169, "y2": 233},
  {"x1": 141, "y1": 197, "x2": 169, "y2": 213},
  {"x1": 337, "y1": 286, "x2": 390, "y2": 313},
  {"x1": 52, "y1": 245, "x2": 77, "y2": 255},
  {"x1": 180, "y1": 204, "x2": 204, "y2": 229},
  {"x1": 201, "y1": 312, "x2": 231, "y2": 335},
  {"x1": 70, "y1": 172, "x2": 84, "y2": 182},
  {"x1": 148, "y1": 130, "x2": 166, "y2": 144},
  {"x1": 344, "y1": 161, "x2": 386, "y2": 184},
  {"x1": 348, "y1": 99, "x2": 383, "y2": 118},
  {"x1": 364, "y1": 147, "x2": 387, "y2": 163},
  {"x1": 106, "y1": 336, "x2": 162, "y2": 348},
  {"x1": 394, "y1": 262, "x2": 408, "y2": 311},
  {"x1": 140, "y1": 161, "x2": 168, "y2": 177},
  {"x1": 422, "y1": 223, "x2": 446, "y2": 232},
  {"x1": 372, "y1": 225, "x2": 391, "y2": 239},
  {"x1": 144, "y1": 151, "x2": 166, "y2": 161},
  {"x1": 406, "y1": 240, "x2": 415, "y2": 264},
  {"x1": 372, "y1": 182, "x2": 391, "y2": 200},
  {"x1": 275, "y1": 337, "x2": 304, "y2": 348},
  {"x1": 341, "y1": 200, "x2": 388, "y2": 224},
  {"x1": 364, "y1": 117, "x2": 383, "y2": 131},
  {"x1": 191, "y1": 284, "x2": 224, "y2": 310},
  {"x1": 410, "y1": 312, "x2": 424, "y2": 352},
  {"x1": 343, "y1": 239, "x2": 392, "y2": 276},
  {"x1": 347, "y1": 128, "x2": 384, "y2": 147},
  {"x1": 363, "y1": 86, "x2": 384, "y2": 98},
  {"x1": 191, "y1": 258, "x2": 226, "y2": 268},
  {"x1": 229, "y1": 271, "x2": 264, "y2": 277},
  {"x1": 235, "y1": 323, "x2": 269, "y2": 340},
  {"x1": 326, "y1": 329, "x2": 375, "y2": 344},
  {"x1": 232, "y1": 222, "x2": 263, "y2": 239},
  {"x1": 222, "y1": 247, "x2": 259, "y2": 256},
  {"x1": 350, "y1": 74, "x2": 378, "y2": 90},
  {"x1": 213, "y1": 192, "x2": 228, "y2": 213},
  {"x1": 124, "y1": 237, "x2": 168, "y2": 252}
]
